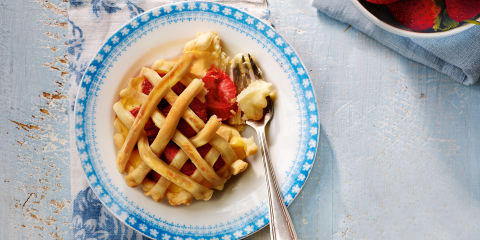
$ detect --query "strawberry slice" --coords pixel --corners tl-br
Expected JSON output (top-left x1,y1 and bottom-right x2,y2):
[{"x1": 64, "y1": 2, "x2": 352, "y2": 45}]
[
  {"x1": 144, "y1": 120, "x2": 159, "y2": 136},
  {"x1": 213, "y1": 158, "x2": 225, "y2": 171},
  {"x1": 180, "y1": 160, "x2": 196, "y2": 176},
  {"x1": 197, "y1": 144, "x2": 212, "y2": 158},
  {"x1": 164, "y1": 82, "x2": 208, "y2": 122},
  {"x1": 162, "y1": 141, "x2": 179, "y2": 163},
  {"x1": 202, "y1": 67, "x2": 238, "y2": 120},
  {"x1": 144, "y1": 120, "x2": 159, "y2": 144},
  {"x1": 206, "y1": 101, "x2": 237, "y2": 120},
  {"x1": 142, "y1": 79, "x2": 154, "y2": 95},
  {"x1": 190, "y1": 98, "x2": 208, "y2": 122},
  {"x1": 129, "y1": 107, "x2": 158, "y2": 144},
  {"x1": 157, "y1": 99, "x2": 171, "y2": 116},
  {"x1": 171, "y1": 82, "x2": 186, "y2": 95},
  {"x1": 147, "y1": 171, "x2": 161, "y2": 182},
  {"x1": 130, "y1": 107, "x2": 140, "y2": 117},
  {"x1": 177, "y1": 119, "x2": 197, "y2": 138}
]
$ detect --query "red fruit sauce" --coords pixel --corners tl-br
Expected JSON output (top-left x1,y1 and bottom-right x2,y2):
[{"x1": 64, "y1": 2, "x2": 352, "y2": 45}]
[
  {"x1": 202, "y1": 67, "x2": 238, "y2": 120},
  {"x1": 136, "y1": 76, "x2": 227, "y2": 178}
]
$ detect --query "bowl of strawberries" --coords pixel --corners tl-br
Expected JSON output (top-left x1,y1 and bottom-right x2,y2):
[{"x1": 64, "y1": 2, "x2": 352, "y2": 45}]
[{"x1": 352, "y1": 0, "x2": 480, "y2": 38}]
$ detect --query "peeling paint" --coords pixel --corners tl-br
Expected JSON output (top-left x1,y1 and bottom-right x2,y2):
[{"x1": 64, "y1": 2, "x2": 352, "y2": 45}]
[
  {"x1": 9, "y1": 120, "x2": 41, "y2": 131},
  {"x1": 4, "y1": 0, "x2": 72, "y2": 239},
  {"x1": 45, "y1": 32, "x2": 60, "y2": 40},
  {"x1": 40, "y1": 108, "x2": 52, "y2": 118},
  {"x1": 23, "y1": 193, "x2": 37, "y2": 208},
  {"x1": 37, "y1": 0, "x2": 67, "y2": 17},
  {"x1": 42, "y1": 91, "x2": 66, "y2": 100},
  {"x1": 49, "y1": 199, "x2": 68, "y2": 211},
  {"x1": 44, "y1": 19, "x2": 68, "y2": 28}
]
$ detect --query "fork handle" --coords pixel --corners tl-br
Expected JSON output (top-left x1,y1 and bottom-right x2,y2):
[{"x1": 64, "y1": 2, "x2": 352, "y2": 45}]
[{"x1": 256, "y1": 128, "x2": 298, "y2": 240}]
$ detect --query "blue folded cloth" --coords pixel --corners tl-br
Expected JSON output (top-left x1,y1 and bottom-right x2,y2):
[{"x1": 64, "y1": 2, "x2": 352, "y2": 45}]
[{"x1": 313, "y1": 0, "x2": 480, "y2": 85}]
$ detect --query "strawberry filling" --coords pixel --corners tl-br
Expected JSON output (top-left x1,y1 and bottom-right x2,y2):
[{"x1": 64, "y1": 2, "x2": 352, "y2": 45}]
[
  {"x1": 156, "y1": 82, "x2": 208, "y2": 122},
  {"x1": 141, "y1": 79, "x2": 154, "y2": 95},
  {"x1": 197, "y1": 144, "x2": 212, "y2": 157},
  {"x1": 171, "y1": 81, "x2": 186, "y2": 94},
  {"x1": 147, "y1": 171, "x2": 161, "y2": 182},
  {"x1": 130, "y1": 107, "x2": 140, "y2": 117},
  {"x1": 189, "y1": 98, "x2": 208, "y2": 122},
  {"x1": 178, "y1": 119, "x2": 196, "y2": 138},
  {"x1": 157, "y1": 101, "x2": 197, "y2": 138},
  {"x1": 162, "y1": 141, "x2": 180, "y2": 163},
  {"x1": 136, "y1": 72, "x2": 227, "y2": 179},
  {"x1": 202, "y1": 67, "x2": 238, "y2": 120},
  {"x1": 157, "y1": 99, "x2": 171, "y2": 115},
  {"x1": 180, "y1": 160, "x2": 197, "y2": 176},
  {"x1": 213, "y1": 158, "x2": 225, "y2": 171},
  {"x1": 130, "y1": 107, "x2": 159, "y2": 144},
  {"x1": 171, "y1": 82, "x2": 208, "y2": 122},
  {"x1": 142, "y1": 72, "x2": 167, "y2": 95}
]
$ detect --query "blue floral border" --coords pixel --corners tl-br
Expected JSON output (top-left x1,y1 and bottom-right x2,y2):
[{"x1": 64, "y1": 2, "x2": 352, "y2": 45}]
[{"x1": 74, "y1": 2, "x2": 319, "y2": 239}]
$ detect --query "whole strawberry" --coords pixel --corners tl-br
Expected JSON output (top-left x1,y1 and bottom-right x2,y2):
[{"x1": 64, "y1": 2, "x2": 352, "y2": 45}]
[
  {"x1": 387, "y1": 0, "x2": 441, "y2": 31},
  {"x1": 365, "y1": 0, "x2": 400, "y2": 4},
  {"x1": 445, "y1": 0, "x2": 480, "y2": 22}
]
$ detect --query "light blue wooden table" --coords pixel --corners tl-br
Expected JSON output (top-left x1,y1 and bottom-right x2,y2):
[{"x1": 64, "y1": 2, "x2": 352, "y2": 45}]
[{"x1": 1, "y1": 0, "x2": 479, "y2": 239}]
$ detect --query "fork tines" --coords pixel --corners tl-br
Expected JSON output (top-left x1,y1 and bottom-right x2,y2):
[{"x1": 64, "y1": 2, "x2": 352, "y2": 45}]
[{"x1": 231, "y1": 53, "x2": 264, "y2": 93}]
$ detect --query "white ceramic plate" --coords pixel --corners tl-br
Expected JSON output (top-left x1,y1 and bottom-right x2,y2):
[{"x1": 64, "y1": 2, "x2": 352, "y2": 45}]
[{"x1": 75, "y1": 2, "x2": 319, "y2": 239}]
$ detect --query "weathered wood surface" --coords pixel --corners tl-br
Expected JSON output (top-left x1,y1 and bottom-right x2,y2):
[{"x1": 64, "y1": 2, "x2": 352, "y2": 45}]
[
  {"x1": 260, "y1": 1, "x2": 480, "y2": 239},
  {"x1": 0, "y1": 0, "x2": 71, "y2": 239},
  {"x1": 1, "y1": 0, "x2": 480, "y2": 239}
]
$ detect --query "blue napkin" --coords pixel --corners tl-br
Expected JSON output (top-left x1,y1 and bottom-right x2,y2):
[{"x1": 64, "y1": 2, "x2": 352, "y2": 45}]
[{"x1": 313, "y1": 0, "x2": 480, "y2": 85}]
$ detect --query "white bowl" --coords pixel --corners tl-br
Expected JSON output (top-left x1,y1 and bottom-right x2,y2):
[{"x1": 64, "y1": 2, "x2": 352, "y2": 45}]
[{"x1": 351, "y1": 0, "x2": 479, "y2": 38}]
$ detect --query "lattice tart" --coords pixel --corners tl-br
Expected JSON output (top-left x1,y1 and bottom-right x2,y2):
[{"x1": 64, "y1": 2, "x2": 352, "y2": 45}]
[{"x1": 113, "y1": 31, "x2": 273, "y2": 206}]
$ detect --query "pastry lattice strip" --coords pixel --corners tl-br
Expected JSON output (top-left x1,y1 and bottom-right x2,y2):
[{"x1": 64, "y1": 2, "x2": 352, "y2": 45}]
[
  {"x1": 114, "y1": 55, "x2": 245, "y2": 205},
  {"x1": 115, "y1": 68, "x2": 237, "y2": 186}
]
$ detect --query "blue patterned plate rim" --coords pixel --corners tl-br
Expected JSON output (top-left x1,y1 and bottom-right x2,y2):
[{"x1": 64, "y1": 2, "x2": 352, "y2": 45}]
[{"x1": 74, "y1": 1, "x2": 320, "y2": 239}]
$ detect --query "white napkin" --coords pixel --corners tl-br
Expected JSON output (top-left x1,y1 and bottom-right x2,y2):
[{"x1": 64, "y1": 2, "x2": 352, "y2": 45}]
[{"x1": 68, "y1": 1, "x2": 269, "y2": 239}]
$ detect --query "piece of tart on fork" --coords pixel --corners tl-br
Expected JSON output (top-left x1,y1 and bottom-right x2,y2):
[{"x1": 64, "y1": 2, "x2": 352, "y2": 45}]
[{"x1": 112, "y1": 31, "x2": 279, "y2": 206}]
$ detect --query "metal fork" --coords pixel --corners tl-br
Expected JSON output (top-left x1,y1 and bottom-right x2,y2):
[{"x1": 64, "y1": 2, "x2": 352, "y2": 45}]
[{"x1": 232, "y1": 53, "x2": 298, "y2": 240}]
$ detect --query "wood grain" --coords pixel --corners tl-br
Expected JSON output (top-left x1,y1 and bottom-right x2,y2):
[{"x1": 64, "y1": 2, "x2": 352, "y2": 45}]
[
  {"x1": 255, "y1": 1, "x2": 480, "y2": 239},
  {"x1": 2, "y1": 0, "x2": 480, "y2": 239},
  {"x1": 0, "y1": 0, "x2": 71, "y2": 239}
]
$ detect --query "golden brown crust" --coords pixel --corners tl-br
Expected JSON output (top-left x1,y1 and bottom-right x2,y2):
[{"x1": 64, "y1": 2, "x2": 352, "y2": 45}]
[
  {"x1": 230, "y1": 160, "x2": 248, "y2": 175},
  {"x1": 150, "y1": 79, "x2": 204, "y2": 155},
  {"x1": 190, "y1": 115, "x2": 221, "y2": 147},
  {"x1": 116, "y1": 53, "x2": 195, "y2": 173},
  {"x1": 113, "y1": 32, "x2": 259, "y2": 206},
  {"x1": 138, "y1": 136, "x2": 214, "y2": 200}
]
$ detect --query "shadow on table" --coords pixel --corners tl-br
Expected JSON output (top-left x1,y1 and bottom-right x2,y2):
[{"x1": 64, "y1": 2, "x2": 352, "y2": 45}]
[
  {"x1": 422, "y1": 80, "x2": 480, "y2": 204},
  {"x1": 249, "y1": 126, "x2": 342, "y2": 240},
  {"x1": 285, "y1": 126, "x2": 342, "y2": 239},
  {"x1": 316, "y1": 3, "x2": 480, "y2": 206}
]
